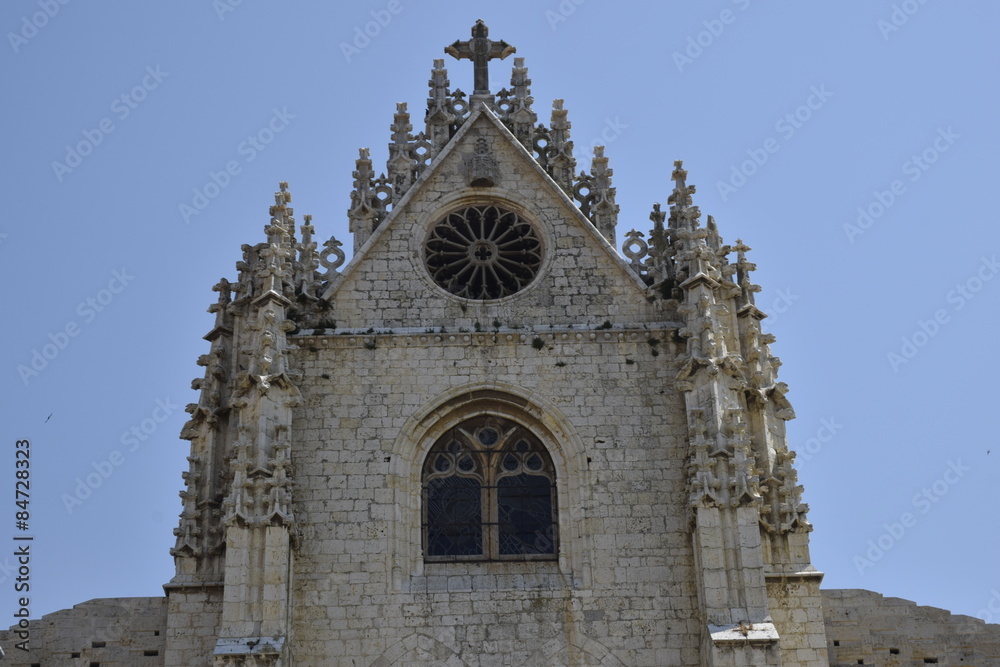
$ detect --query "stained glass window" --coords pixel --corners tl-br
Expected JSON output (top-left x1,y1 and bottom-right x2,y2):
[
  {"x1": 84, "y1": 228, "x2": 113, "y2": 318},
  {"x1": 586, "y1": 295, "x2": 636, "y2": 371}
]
[{"x1": 422, "y1": 416, "x2": 557, "y2": 561}]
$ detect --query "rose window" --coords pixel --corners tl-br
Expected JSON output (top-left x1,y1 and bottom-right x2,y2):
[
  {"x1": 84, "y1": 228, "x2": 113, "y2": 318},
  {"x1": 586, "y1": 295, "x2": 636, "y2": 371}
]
[{"x1": 424, "y1": 205, "x2": 542, "y2": 299}]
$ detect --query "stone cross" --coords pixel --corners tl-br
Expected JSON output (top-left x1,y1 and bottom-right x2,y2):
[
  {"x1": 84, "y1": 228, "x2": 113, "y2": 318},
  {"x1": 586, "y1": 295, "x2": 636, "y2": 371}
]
[{"x1": 444, "y1": 20, "x2": 515, "y2": 96}]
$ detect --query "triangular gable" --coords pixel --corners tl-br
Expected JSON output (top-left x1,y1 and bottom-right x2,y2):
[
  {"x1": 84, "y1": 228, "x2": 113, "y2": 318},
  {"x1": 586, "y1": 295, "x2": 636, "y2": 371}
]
[{"x1": 322, "y1": 104, "x2": 648, "y2": 302}]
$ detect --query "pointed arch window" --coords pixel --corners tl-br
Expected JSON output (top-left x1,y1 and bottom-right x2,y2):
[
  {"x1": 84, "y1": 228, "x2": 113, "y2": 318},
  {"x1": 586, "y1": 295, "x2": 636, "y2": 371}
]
[{"x1": 422, "y1": 416, "x2": 557, "y2": 561}]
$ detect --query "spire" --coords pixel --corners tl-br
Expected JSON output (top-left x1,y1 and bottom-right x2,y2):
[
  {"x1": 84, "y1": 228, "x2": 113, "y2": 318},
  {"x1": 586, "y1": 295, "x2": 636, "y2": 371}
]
[
  {"x1": 259, "y1": 183, "x2": 295, "y2": 302},
  {"x1": 587, "y1": 146, "x2": 619, "y2": 245},
  {"x1": 425, "y1": 59, "x2": 456, "y2": 154},
  {"x1": 661, "y1": 161, "x2": 779, "y2": 659},
  {"x1": 497, "y1": 57, "x2": 536, "y2": 147},
  {"x1": 668, "y1": 160, "x2": 700, "y2": 233},
  {"x1": 646, "y1": 159, "x2": 819, "y2": 655},
  {"x1": 348, "y1": 148, "x2": 379, "y2": 254},
  {"x1": 547, "y1": 99, "x2": 576, "y2": 193},
  {"x1": 648, "y1": 202, "x2": 672, "y2": 287},
  {"x1": 733, "y1": 238, "x2": 761, "y2": 311},
  {"x1": 387, "y1": 102, "x2": 415, "y2": 198},
  {"x1": 293, "y1": 215, "x2": 319, "y2": 296}
]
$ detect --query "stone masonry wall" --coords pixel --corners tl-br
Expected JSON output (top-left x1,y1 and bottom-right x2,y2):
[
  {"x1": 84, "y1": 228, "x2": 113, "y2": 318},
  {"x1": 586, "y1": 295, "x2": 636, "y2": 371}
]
[
  {"x1": 0, "y1": 596, "x2": 165, "y2": 666},
  {"x1": 768, "y1": 576, "x2": 830, "y2": 665},
  {"x1": 287, "y1": 327, "x2": 701, "y2": 665},
  {"x1": 824, "y1": 588, "x2": 1000, "y2": 666},
  {"x1": 164, "y1": 587, "x2": 222, "y2": 667},
  {"x1": 279, "y1": 108, "x2": 716, "y2": 663}
]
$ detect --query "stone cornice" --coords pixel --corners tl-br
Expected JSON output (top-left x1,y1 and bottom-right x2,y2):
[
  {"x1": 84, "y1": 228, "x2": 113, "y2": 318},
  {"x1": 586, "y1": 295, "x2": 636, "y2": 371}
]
[{"x1": 291, "y1": 323, "x2": 683, "y2": 349}]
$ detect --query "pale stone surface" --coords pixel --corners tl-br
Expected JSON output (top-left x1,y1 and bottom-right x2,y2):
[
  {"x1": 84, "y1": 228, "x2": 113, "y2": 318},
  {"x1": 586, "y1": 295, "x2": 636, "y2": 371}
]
[
  {"x1": 155, "y1": 47, "x2": 827, "y2": 661},
  {"x1": 6, "y1": 589, "x2": 1000, "y2": 665},
  {"x1": 0, "y1": 597, "x2": 165, "y2": 665},
  {"x1": 823, "y1": 589, "x2": 1000, "y2": 665},
  {"x1": 7, "y1": 23, "x2": 996, "y2": 667}
]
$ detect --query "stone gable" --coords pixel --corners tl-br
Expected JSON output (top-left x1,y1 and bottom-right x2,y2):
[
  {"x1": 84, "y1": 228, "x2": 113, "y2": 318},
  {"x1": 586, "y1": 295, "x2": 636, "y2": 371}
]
[{"x1": 324, "y1": 110, "x2": 655, "y2": 332}]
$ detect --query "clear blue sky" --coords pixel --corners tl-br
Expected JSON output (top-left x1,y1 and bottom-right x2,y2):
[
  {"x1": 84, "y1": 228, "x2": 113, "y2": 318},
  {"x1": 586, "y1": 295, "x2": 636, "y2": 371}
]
[{"x1": 1, "y1": 1, "x2": 998, "y2": 626}]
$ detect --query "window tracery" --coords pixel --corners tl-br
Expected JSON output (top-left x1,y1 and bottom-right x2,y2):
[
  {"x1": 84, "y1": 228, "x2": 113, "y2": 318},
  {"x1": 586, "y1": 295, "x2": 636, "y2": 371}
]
[
  {"x1": 424, "y1": 205, "x2": 542, "y2": 300},
  {"x1": 422, "y1": 415, "x2": 557, "y2": 560}
]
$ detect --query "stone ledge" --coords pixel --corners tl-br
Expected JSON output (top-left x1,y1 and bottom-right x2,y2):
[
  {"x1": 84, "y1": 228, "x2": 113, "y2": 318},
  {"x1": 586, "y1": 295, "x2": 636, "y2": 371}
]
[
  {"x1": 291, "y1": 323, "x2": 683, "y2": 349},
  {"x1": 709, "y1": 621, "x2": 780, "y2": 644},
  {"x1": 764, "y1": 567, "x2": 825, "y2": 582},
  {"x1": 163, "y1": 580, "x2": 224, "y2": 593},
  {"x1": 214, "y1": 636, "x2": 284, "y2": 655}
]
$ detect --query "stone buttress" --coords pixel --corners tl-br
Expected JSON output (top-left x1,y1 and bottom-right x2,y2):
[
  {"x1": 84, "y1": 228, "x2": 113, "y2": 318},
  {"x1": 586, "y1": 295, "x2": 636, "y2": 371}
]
[
  {"x1": 166, "y1": 185, "x2": 345, "y2": 666},
  {"x1": 622, "y1": 162, "x2": 827, "y2": 665}
]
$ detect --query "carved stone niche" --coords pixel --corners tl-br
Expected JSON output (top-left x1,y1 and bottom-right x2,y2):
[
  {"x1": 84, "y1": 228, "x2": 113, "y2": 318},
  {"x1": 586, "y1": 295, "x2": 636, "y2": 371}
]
[{"x1": 466, "y1": 136, "x2": 499, "y2": 187}]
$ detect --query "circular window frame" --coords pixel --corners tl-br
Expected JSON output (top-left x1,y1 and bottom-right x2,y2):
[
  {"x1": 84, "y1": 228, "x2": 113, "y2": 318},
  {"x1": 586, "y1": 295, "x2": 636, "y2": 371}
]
[{"x1": 421, "y1": 202, "x2": 546, "y2": 302}]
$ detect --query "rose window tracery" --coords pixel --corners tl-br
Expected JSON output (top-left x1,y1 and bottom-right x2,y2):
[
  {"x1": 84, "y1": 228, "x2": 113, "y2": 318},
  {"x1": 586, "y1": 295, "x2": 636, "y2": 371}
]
[{"x1": 424, "y1": 205, "x2": 542, "y2": 299}]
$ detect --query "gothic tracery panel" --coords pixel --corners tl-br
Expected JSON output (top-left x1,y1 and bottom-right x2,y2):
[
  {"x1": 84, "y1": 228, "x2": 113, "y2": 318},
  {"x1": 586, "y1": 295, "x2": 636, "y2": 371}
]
[
  {"x1": 424, "y1": 205, "x2": 542, "y2": 300},
  {"x1": 422, "y1": 416, "x2": 557, "y2": 560}
]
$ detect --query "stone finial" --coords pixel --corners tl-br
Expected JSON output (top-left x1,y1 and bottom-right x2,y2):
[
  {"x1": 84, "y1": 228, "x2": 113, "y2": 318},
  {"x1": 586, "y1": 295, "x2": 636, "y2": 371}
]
[
  {"x1": 547, "y1": 99, "x2": 576, "y2": 193},
  {"x1": 266, "y1": 182, "x2": 295, "y2": 248},
  {"x1": 668, "y1": 160, "x2": 700, "y2": 231},
  {"x1": 497, "y1": 56, "x2": 536, "y2": 147},
  {"x1": 293, "y1": 215, "x2": 320, "y2": 297},
  {"x1": 387, "y1": 102, "x2": 415, "y2": 197},
  {"x1": 647, "y1": 203, "x2": 673, "y2": 287},
  {"x1": 733, "y1": 238, "x2": 762, "y2": 309},
  {"x1": 258, "y1": 183, "x2": 297, "y2": 301},
  {"x1": 209, "y1": 278, "x2": 233, "y2": 329},
  {"x1": 588, "y1": 146, "x2": 619, "y2": 245},
  {"x1": 349, "y1": 148, "x2": 378, "y2": 253},
  {"x1": 426, "y1": 59, "x2": 456, "y2": 152},
  {"x1": 509, "y1": 57, "x2": 531, "y2": 99},
  {"x1": 390, "y1": 102, "x2": 411, "y2": 146}
]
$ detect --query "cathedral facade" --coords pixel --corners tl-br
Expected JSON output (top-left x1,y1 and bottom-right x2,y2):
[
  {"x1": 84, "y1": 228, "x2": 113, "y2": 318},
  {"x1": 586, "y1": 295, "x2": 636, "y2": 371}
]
[
  {"x1": 165, "y1": 22, "x2": 826, "y2": 665},
  {"x1": 5, "y1": 22, "x2": 1000, "y2": 667}
]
